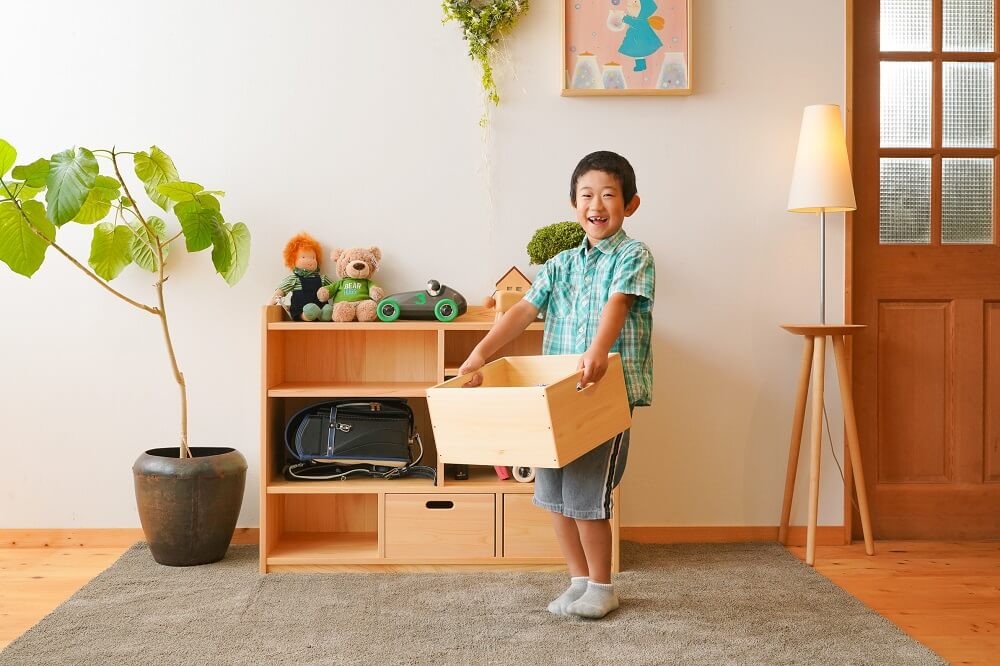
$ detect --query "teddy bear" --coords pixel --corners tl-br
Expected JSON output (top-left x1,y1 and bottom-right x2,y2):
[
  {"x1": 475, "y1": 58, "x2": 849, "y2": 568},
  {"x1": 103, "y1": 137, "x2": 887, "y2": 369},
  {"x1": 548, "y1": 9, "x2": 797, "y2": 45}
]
[
  {"x1": 274, "y1": 233, "x2": 334, "y2": 321},
  {"x1": 318, "y1": 246, "x2": 385, "y2": 322}
]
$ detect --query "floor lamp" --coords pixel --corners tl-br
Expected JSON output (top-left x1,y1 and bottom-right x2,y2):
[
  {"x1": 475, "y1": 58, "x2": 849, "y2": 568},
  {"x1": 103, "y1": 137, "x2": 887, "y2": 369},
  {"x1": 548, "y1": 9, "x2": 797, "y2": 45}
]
[{"x1": 779, "y1": 104, "x2": 875, "y2": 566}]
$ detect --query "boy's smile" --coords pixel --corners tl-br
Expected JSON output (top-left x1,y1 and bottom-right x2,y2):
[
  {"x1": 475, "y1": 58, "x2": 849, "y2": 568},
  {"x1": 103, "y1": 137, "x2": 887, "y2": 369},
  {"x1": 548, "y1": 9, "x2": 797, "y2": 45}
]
[{"x1": 572, "y1": 169, "x2": 640, "y2": 247}]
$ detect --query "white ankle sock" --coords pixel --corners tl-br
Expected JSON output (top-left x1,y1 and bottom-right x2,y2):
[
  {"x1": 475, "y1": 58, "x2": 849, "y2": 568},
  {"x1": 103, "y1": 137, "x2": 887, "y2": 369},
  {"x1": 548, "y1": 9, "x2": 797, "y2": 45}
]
[
  {"x1": 547, "y1": 576, "x2": 589, "y2": 616},
  {"x1": 567, "y1": 581, "x2": 619, "y2": 619}
]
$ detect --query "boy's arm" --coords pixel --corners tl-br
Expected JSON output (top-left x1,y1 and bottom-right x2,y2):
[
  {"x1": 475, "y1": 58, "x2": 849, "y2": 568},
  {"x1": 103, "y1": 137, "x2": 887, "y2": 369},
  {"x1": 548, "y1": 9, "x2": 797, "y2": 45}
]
[
  {"x1": 457, "y1": 299, "x2": 540, "y2": 387},
  {"x1": 579, "y1": 293, "x2": 635, "y2": 385},
  {"x1": 581, "y1": 243, "x2": 654, "y2": 384}
]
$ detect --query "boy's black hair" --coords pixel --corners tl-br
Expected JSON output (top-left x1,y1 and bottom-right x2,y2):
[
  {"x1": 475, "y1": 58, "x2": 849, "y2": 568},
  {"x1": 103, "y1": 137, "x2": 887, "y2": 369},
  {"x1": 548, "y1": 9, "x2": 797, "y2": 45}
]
[{"x1": 569, "y1": 151, "x2": 637, "y2": 205}]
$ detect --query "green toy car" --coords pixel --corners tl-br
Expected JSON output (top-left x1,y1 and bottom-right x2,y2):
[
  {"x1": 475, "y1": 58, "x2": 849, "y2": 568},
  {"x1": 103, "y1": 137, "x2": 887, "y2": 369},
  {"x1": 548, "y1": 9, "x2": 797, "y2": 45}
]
[{"x1": 377, "y1": 280, "x2": 468, "y2": 323}]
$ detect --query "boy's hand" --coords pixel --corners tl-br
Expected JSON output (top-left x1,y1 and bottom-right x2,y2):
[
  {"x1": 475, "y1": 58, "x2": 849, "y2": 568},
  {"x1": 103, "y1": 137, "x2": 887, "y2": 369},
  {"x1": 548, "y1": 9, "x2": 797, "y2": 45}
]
[
  {"x1": 458, "y1": 351, "x2": 487, "y2": 387},
  {"x1": 578, "y1": 349, "x2": 608, "y2": 387}
]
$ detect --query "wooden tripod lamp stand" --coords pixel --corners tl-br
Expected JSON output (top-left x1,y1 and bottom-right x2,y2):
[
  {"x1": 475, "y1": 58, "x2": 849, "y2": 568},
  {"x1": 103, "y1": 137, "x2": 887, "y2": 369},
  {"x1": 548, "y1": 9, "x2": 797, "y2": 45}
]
[{"x1": 780, "y1": 104, "x2": 875, "y2": 566}]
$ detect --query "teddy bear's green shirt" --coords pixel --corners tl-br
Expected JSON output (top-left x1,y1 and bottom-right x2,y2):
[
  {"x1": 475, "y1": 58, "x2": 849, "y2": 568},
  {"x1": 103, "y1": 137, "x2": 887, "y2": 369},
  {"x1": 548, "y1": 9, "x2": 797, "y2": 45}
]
[{"x1": 330, "y1": 277, "x2": 376, "y2": 303}]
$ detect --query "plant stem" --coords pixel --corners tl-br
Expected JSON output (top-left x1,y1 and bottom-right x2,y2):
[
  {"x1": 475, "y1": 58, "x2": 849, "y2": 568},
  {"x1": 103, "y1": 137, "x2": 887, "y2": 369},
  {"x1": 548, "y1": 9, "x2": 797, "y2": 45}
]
[
  {"x1": 0, "y1": 179, "x2": 159, "y2": 315},
  {"x1": 110, "y1": 151, "x2": 190, "y2": 459}
]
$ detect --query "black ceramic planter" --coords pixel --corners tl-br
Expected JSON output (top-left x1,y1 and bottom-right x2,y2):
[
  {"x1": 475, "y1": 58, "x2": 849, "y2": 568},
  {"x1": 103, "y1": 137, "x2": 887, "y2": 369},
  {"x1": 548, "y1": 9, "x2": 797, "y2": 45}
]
[{"x1": 133, "y1": 447, "x2": 247, "y2": 566}]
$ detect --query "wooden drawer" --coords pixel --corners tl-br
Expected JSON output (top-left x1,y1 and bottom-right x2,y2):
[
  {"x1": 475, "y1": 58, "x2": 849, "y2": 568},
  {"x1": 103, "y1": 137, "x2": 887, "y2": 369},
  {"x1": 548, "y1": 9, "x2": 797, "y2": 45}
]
[
  {"x1": 502, "y1": 494, "x2": 562, "y2": 559},
  {"x1": 384, "y1": 494, "x2": 495, "y2": 559}
]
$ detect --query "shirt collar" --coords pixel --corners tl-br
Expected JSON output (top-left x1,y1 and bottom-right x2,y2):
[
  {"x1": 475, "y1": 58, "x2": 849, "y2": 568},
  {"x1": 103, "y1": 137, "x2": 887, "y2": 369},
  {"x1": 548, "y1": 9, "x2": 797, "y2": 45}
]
[
  {"x1": 580, "y1": 228, "x2": 630, "y2": 256},
  {"x1": 293, "y1": 267, "x2": 319, "y2": 278}
]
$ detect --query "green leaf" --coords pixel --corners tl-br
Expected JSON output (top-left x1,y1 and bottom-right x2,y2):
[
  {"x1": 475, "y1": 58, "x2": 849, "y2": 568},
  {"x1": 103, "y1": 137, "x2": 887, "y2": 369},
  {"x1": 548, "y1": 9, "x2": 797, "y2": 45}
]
[
  {"x1": 2, "y1": 183, "x2": 42, "y2": 201},
  {"x1": 45, "y1": 147, "x2": 98, "y2": 225},
  {"x1": 194, "y1": 193, "x2": 221, "y2": 210},
  {"x1": 0, "y1": 200, "x2": 55, "y2": 277},
  {"x1": 0, "y1": 139, "x2": 15, "y2": 177},
  {"x1": 72, "y1": 175, "x2": 121, "y2": 224},
  {"x1": 156, "y1": 181, "x2": 203, "y2": 203},
  {"x1": 130, "y1": 215, "x2": 169, "y2": 272},
  {"x1": 88, "y1": 222, "x2": 133, "y2": 280},
  {"x1": 12, "y1": 158, "x2": 50, "y2": 188},
  {"x1": 174, "y1": 200, "x2": 222, "y2": 252},
  {"x1": 210, "y1": 222, "x2": 232, "y2": 274},
  {"x1": 220, "y1": 222, "x2": 250, "y2": 286},
  {"x1": 133, "y1": 146, "x2": 179, "y2": 211},
  {"x1": 120, "y1": 196, "x2": 133, "y2": 208}
]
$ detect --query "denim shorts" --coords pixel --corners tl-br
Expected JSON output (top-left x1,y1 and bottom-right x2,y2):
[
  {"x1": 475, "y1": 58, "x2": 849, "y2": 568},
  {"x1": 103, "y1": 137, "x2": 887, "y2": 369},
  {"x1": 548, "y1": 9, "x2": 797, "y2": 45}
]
[{"x1": 531, "y1": 428, "x2": 630, "y2": 520}]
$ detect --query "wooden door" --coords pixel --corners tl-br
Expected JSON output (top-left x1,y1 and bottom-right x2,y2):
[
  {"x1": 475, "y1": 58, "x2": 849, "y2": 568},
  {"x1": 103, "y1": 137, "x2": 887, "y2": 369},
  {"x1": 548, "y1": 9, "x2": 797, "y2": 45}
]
[{"x1": 853, "y1": 0, "x2": 1000, "y2": 538}]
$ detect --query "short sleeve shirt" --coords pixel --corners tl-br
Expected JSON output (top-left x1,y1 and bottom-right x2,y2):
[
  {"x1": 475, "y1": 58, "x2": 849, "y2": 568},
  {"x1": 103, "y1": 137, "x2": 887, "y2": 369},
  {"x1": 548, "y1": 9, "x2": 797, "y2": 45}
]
[{"x1": 522, "y1": 228, "x2": 655, "y2": 406}]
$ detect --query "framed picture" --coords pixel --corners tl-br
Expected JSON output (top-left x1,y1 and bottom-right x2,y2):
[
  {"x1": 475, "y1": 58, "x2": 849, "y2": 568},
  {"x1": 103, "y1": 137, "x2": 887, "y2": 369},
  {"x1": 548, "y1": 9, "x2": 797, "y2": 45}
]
[{"x1": 562, "y1": 0, "x2": 692, "y2": 96}]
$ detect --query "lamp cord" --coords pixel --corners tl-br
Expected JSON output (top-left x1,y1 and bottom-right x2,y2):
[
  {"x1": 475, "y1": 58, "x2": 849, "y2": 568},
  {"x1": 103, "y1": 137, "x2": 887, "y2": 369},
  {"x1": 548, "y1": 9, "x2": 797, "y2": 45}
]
[{"x1": 821, "y1": 401, "x2": 860, "y2": 515}]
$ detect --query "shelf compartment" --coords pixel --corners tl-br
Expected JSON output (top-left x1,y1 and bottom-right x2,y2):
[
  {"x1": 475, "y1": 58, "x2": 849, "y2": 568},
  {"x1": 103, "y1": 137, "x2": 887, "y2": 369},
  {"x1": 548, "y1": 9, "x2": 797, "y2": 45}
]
[
  {"x1": 443, "y1": 329, "x2": 543, "y2": 373},
  {"x1": 440, "y1": 464, "x2": 535, "y2": 492},
  {"x1": 265, "y1": 493, "x2": 380, "y2": 564},
  {"x1": 267, "y1": 531, "x2": 380, "y2": 564},
  {"x1": 266, "y1": 328, "x2": 438, "y2": 389}
]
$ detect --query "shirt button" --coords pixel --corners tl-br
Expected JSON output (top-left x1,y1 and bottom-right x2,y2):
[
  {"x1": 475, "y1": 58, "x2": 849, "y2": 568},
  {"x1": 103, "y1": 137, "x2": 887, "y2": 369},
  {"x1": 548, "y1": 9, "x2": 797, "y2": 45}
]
[
  {"x1": 578, "y1": 326, "x2": 584, "y2": 333},
  {"x1": 585, "y1": 276, "x2": 592, "y2": 284}
]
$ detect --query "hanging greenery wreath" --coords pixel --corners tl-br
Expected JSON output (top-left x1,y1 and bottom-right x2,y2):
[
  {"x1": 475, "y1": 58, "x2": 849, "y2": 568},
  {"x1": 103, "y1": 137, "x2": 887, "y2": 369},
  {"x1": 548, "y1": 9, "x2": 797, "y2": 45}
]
[{"x1": 442, "y1": 0, "x2": 529, "y2": 122}]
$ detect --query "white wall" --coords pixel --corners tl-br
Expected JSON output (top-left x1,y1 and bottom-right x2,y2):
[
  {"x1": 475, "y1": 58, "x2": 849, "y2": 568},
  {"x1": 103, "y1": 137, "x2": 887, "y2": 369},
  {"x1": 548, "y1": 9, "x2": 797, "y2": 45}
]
[{"x1": 0, "y1": 0, "x2": 848, "y2": 529}]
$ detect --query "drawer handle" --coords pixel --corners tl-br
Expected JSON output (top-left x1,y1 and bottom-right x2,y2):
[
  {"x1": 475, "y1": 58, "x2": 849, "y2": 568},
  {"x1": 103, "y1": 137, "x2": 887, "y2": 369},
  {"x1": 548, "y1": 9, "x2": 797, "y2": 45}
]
[{"x1": 425, "y1": 500, "x2": 454, "y2": 510}]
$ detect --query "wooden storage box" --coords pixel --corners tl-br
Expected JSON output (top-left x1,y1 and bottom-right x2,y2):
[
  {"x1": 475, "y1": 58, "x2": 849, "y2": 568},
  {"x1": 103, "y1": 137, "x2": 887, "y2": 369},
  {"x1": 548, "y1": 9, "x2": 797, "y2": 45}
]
[{"x1": 426, "y1": 354, "x2": 631, "y2": 468}]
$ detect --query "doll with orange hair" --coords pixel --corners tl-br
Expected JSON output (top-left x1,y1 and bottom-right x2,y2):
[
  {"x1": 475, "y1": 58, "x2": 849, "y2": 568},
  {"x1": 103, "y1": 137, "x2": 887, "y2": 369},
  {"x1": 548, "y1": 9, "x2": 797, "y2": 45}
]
[{"x1": 274, "y1": 233, "x2": 334, "y2": 321}]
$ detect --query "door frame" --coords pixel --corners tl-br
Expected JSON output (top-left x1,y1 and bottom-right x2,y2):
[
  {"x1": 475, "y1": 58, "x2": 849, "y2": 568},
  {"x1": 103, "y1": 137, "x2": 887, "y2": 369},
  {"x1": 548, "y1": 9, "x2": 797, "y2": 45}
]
[{"x1": 845, "y1": 0, "x2": 856, "y2": 545}]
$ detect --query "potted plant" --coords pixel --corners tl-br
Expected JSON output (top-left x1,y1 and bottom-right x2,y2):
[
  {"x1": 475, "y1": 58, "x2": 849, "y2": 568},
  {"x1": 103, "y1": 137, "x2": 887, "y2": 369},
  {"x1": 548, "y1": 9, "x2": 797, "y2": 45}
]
[
  {"x1": 526, "y1": 220, "x2": 585, "y2": 265},
  {"x1": 0, "y1": 139, "x2": 251, "y2": 566}
]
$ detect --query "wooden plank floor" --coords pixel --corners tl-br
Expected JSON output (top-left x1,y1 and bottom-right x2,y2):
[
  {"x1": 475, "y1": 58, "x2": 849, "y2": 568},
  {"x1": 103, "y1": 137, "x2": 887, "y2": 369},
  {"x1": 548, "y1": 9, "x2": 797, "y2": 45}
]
[
  {"x1": 1, "y1": 541, "x2": 998, "y2": 664},
  {"x1": 787, "y1": 540, "x2": 1000, "y2": 665}
]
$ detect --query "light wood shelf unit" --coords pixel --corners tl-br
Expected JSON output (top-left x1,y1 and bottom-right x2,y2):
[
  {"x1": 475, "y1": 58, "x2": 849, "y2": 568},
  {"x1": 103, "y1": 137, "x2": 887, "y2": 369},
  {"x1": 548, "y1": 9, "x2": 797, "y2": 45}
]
[{"x1": 260, "y1": 304, "x2": 619, "y2": 572}]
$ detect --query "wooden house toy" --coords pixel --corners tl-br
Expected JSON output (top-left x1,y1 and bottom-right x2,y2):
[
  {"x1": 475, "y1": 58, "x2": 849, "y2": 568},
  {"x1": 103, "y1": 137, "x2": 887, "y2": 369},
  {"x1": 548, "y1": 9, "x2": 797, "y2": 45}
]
[{"x1": 486, "y1": 266, "x2": 532, "y2": 319}]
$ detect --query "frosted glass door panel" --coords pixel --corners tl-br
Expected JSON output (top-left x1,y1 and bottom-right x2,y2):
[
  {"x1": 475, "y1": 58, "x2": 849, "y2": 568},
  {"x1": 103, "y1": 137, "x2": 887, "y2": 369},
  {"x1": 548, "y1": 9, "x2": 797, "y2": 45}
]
[
  {"x1": 942, "y1": 158, "x2": 994, "y2": 244},
  {"x1": 881, "y1": 62, "x2": 933, "y2": 147},
  {"x1": 943, "y1": 0, "x2": 994, "y2": 52},
  {"x1": 880, "y1": 158, "x2": 932, "y2": 244},
  {"x1": 943, "y1": 62, "x2": 994, "y2": 148},
  {"x1": 881, "y1": 0, "x2": 933, "y2": 51}
]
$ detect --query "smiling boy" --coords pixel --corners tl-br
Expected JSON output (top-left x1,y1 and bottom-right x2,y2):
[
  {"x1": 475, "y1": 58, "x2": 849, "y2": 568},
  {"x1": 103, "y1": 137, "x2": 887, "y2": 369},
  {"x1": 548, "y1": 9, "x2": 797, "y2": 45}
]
[{"x1": 458, "y1": 151, "x2": 655, "y2": 619}]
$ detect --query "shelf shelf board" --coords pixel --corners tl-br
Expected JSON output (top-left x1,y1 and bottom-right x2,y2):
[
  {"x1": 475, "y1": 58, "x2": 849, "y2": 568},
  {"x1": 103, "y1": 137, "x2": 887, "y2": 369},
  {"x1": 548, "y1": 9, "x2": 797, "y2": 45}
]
[
  {"x1": 268, "y1": 476, "x2": 436, "y2": 493},
  {"x1": 266, "y1": 305, "x2": 542, "y2": 332},
  {"x1": 267, "y1": 381, "x2": 435, "y2": 398},
  {"x1": 267, "y1": 532, "x2": 379, "y2": 564}
]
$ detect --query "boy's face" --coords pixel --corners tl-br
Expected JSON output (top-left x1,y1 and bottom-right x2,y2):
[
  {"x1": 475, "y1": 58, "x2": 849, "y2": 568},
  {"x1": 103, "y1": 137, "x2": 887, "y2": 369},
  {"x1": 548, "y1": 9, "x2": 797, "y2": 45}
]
[{"x1": 571, "y1": 169, "x2": 640, "y2": 247}]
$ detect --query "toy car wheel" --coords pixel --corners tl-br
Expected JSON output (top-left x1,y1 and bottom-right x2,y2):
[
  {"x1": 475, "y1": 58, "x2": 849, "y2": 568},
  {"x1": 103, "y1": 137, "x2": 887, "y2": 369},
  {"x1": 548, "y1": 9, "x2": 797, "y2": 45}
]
[
  {"x1": 434, "y1": 298, "x2": 459, "y2": 322},
  {"x1": 377, "y1": 298, "x2": 401, "y2": 322}
]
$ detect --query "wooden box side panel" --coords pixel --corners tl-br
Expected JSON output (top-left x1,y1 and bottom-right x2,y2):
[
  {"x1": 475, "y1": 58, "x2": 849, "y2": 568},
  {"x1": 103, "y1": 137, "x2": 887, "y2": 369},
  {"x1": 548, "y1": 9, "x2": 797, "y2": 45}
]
[
  {"x1": 545, "y1": 355, "x2": 632, "y2": 466},
  {"x1": 504, "y1": 354, "x2": 582, "y2": 385},
  {"x1": 426, "y1": 386, "x2": 559, "y2": 467},
  {"x1": 434, "y1": 357, "x2": 513, "y2": 389}
]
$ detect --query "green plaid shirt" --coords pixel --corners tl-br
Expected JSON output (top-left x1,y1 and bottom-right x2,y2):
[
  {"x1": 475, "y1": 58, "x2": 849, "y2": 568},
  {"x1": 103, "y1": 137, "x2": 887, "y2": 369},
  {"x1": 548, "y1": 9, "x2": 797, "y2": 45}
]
[{"x1": 523, "y1": 228, "x2": 655, "y2": 406}]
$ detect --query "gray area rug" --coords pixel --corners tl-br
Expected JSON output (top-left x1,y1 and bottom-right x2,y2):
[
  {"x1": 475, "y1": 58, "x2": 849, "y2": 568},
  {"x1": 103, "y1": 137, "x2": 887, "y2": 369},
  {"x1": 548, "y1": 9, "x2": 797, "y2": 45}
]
[{"x1": 1, "y1": 542, "x2": 943, "y2": 665}]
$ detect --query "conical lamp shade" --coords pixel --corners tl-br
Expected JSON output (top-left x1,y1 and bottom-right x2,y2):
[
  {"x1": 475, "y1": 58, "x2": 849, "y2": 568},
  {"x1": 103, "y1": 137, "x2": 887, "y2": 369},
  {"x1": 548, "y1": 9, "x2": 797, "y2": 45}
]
[{"x1": 787, "y1": 104, "x2": 857, "y2": 212}]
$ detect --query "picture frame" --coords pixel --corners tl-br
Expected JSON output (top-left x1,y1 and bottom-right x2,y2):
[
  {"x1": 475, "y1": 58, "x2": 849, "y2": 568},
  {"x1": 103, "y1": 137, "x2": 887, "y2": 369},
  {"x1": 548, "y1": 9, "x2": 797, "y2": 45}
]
[{"x1": 562, "y1": 0, "x2": 693, "y2": 96}]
